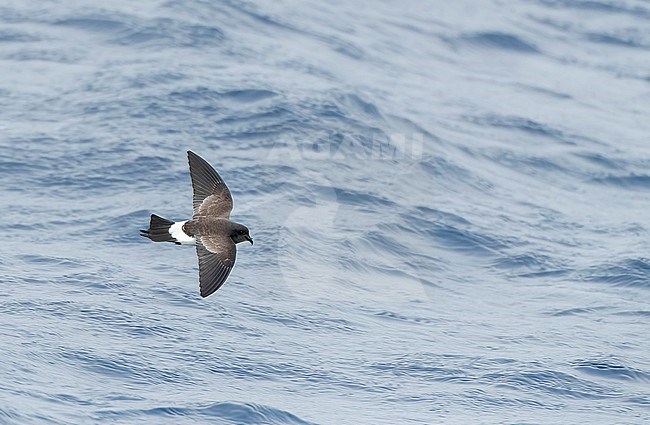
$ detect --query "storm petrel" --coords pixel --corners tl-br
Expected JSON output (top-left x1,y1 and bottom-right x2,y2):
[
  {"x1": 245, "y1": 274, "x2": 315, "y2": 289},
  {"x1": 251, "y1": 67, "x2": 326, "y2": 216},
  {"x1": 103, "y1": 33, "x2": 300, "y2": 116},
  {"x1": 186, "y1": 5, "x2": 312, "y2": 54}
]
[{"x1": 140, "y1": 151, "x2": 253, "y2": 298}]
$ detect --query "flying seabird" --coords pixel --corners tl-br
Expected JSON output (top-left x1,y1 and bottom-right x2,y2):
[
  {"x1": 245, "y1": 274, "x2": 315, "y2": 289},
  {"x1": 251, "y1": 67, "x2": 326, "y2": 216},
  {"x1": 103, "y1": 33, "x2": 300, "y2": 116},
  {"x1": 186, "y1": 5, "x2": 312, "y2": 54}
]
[{"x1": 140, "y1": 151, "x2": 253, "y2": 298}]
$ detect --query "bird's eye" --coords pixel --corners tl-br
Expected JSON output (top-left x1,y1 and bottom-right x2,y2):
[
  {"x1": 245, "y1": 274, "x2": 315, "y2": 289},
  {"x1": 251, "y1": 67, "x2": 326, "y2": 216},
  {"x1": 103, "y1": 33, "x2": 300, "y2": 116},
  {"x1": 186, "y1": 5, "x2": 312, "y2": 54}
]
[{"x1": 239, "y1": 230, "x2": 245, "y2": 235}]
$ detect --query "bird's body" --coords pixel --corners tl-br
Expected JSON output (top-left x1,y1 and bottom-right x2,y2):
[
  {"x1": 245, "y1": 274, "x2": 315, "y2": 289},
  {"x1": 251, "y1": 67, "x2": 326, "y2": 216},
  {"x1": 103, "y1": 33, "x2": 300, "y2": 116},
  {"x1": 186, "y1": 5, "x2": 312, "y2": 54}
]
[
  {"x1": 140, "y1": 151, "x2": 253, "y2": 298},
  {"x1": 184, "y1": 217, "x2": 233, "y2": 239}
]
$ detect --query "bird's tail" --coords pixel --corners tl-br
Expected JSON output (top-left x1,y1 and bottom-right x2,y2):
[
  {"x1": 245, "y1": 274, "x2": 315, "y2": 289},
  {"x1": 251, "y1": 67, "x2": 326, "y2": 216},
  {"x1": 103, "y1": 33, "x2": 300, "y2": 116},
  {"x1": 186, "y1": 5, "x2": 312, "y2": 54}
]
[{"x1": 140, "y1": 214, "x2": 176, "y2": 243}]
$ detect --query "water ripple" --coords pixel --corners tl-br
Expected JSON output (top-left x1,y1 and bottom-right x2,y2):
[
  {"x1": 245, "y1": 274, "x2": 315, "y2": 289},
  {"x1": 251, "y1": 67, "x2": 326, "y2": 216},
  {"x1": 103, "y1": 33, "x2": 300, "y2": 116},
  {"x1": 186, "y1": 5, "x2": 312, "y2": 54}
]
[{"x1": 98, "y1": 402, "x2": 315, "y2": 425}]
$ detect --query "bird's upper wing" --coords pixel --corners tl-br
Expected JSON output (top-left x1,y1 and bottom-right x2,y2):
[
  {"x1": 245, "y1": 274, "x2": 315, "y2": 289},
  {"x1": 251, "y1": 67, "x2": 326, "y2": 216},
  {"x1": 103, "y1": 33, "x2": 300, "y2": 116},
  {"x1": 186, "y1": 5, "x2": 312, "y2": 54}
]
[
  {"x1": 195, "y1": 234, "x2": 237, "y2": 298},
  {"x1": 188, "y1": 151, "x2": 233, "y2": 219}
]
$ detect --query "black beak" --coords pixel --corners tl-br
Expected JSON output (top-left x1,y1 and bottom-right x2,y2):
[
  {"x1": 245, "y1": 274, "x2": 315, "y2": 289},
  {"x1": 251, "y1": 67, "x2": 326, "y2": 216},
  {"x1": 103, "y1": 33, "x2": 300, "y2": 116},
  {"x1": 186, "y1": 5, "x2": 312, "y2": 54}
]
[{"x1": 246, "y1": 236, "x2": 254, "y2": 245}]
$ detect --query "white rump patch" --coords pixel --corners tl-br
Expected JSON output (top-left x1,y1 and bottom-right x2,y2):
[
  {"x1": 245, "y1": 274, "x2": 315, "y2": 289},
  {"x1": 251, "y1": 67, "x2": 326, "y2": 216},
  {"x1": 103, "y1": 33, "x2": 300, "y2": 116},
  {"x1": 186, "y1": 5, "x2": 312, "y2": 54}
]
[{"x1": 169, "y1": 221, "x2": 196, "y2": 245}]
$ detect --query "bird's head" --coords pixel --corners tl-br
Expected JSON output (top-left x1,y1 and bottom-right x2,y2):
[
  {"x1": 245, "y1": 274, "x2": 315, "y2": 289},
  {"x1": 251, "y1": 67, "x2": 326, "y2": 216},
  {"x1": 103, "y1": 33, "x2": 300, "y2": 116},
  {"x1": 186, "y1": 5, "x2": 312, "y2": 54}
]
[{"x1": 230, "y1": 223, "x2": 253, "y2": 245}]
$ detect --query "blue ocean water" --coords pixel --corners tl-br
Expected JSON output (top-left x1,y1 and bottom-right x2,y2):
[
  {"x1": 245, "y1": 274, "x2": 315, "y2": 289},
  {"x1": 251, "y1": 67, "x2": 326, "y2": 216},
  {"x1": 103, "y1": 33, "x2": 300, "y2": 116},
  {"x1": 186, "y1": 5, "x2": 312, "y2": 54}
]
[{"x1": 1, "y1": 0, "x2": 649, "y2": 423}]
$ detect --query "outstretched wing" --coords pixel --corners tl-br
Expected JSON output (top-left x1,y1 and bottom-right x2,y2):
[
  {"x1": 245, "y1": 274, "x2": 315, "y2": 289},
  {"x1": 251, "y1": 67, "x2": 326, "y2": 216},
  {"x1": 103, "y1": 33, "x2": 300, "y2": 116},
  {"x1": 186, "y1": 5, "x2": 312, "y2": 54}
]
[
  {"x1": 195, "y1": 234, "x2": 237, "y2": 298},
  {"x1": 187, "y1": 151, "x2": 233, "y2": 219}
]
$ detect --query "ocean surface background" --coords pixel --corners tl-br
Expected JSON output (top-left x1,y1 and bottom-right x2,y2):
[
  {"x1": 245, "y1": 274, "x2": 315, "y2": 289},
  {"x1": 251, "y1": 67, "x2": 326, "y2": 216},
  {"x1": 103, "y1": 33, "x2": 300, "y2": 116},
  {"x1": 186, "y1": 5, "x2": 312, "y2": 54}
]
[{"x1": 1, "y1": 1, "x2": 649, "y2": 424}]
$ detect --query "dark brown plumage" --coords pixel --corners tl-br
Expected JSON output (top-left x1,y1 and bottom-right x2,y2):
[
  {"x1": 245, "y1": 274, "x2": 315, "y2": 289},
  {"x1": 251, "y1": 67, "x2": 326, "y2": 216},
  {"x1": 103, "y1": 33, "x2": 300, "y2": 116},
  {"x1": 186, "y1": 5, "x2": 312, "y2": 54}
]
[{"x1": 140, "y1": 151, "x2": 253, "y2": 298}]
